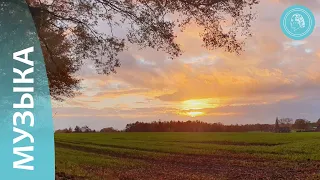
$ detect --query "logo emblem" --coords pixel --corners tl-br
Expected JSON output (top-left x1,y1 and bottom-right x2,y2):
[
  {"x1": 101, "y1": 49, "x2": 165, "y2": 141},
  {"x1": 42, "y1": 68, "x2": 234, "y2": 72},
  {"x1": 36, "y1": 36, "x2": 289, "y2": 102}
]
[{"x1": 280, "y1": 5, "x2": 315, "y2": 40}]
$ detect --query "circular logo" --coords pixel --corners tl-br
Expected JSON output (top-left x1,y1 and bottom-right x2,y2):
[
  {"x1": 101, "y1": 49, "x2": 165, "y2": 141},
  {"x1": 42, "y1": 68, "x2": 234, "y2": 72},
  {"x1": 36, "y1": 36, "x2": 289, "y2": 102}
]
[{"x1": 280, "y1": 5, "x2": 315, "y2": 40}]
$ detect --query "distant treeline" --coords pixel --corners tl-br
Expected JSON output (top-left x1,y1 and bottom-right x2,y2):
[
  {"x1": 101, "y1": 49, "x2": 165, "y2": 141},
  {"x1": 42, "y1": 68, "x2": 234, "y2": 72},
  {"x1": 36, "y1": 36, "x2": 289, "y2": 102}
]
[
  {"x1": 126, "y1": 119, "x2": 320, "y2": 132},
  {"x1": 55, "y1": 119, "x2": 320, "y2": 133},
  {"x1": 55, "y1": 126, "x2": 119, "y2": 133},
  {"x1": 124, "y1": 121, "x2": 274, "y2": 132}
]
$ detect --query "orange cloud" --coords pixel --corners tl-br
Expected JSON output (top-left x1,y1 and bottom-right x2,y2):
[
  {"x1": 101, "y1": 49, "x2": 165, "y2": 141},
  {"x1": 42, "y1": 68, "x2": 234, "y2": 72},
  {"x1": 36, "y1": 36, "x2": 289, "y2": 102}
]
[{"x1": 53, "y1": 1, "x2": 320, "y2": 128}]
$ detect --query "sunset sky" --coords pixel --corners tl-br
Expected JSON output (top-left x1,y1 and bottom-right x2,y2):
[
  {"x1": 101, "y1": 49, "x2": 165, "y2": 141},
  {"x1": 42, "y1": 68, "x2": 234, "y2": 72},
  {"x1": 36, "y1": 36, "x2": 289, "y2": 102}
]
[{"x1": 53, "y1": 0, "x2": 320, "y2": 130}]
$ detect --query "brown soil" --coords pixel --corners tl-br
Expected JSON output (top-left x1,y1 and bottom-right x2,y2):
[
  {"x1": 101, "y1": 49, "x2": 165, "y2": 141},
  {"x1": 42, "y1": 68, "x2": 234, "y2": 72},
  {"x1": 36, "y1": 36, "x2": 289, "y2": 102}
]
[{"x1": 55, "y1": 143, "x2": 320, "y2": 180}]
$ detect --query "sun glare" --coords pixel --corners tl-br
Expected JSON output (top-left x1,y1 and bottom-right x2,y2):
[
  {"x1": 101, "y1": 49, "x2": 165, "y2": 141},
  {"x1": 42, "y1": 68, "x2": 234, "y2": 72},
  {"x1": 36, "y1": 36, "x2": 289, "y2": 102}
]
[
  {"x1": 186, "y1": 111, "x2": 205, "y2": 117},
  {"x1": 180, "y1": 98, "x2": 219, "y2": 110},
  {"x1": 178, "y1": 98, "x2": 219, "y2": 117}
]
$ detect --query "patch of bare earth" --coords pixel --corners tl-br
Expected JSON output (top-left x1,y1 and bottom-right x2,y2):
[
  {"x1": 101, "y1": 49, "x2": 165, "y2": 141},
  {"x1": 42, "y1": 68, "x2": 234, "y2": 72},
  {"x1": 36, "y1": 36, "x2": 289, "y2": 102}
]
[
  {"x1": 56, "y1": 143, "x2": 320, "y2": 180},
  {"x1": 111, "y1": 154, "x2": 320, "y2": 180},
  {"x1": 55, "y1": 172, "x2": 86, "y2": 180}
]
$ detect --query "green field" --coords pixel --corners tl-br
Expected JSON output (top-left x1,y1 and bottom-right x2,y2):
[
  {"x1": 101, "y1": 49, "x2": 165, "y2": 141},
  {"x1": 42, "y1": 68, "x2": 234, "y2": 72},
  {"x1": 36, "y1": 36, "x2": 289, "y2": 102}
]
[{"x1": 55, "y1": 132, "x2": 320, "y2": 179}]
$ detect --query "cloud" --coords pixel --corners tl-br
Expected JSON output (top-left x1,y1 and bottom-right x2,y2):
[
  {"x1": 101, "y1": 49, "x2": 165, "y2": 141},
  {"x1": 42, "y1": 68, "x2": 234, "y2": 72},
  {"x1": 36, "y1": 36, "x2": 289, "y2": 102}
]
[{"x1": 53, "y1": 1, "x2": 320, "y2": 129}]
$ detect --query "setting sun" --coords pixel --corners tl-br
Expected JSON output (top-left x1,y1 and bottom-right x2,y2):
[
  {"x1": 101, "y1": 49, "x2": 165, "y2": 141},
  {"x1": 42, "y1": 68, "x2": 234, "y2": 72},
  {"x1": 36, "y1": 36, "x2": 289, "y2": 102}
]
[
  {"x1": 177, "y1": 98, "x2": 219, "y2": 117},
  {"x1": 180, "y1": 98, "x2": 219, "y2": 110},
  {"x1": 177, "y1": 111, "x2": 205, "y2": 117},
  {"x1": 186, "y1": 111, "x2": 205, "y2": 117}
]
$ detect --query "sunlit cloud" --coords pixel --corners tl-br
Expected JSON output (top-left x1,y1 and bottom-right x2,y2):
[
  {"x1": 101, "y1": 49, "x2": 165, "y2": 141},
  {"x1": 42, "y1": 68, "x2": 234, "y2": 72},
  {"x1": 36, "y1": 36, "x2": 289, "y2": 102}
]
[
  {"x1": 184, "y1": 111, "x2": 205, "y2": 117},
  {"x1": 179, "y1": 99, "x2": 220, "y2": 110},
  {"x1": 53, "y1": 0, "x2": 320, "y2": 130}
]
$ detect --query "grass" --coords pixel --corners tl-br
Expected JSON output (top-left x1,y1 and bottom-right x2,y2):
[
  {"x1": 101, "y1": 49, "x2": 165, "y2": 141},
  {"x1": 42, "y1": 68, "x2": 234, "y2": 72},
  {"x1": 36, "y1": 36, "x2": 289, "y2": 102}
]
[{"x1": 55, "y1": 132, "x2": 320, "y2": 179}]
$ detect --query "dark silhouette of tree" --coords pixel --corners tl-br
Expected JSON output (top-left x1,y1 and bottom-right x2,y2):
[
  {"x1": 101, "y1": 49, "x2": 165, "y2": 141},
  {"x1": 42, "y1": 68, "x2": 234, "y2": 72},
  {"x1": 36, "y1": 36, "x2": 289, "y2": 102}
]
[
  {"x1": 81, "y1": 125, "x2": 93, "y2": 133},
  {"x1": 275, "y1": 117, "x2": 279, "y2": 133},
  {"x1": 100, "y1": 127, "x2": 118, "y2": 133},
  {"x1": 55, "y1": 128, "x2": 73, "y2": 133},
  {"x1": 292, "y1": 119, "x2": 310, "y2": 131},
  {"x1": 316, "y1": 119, "x2": 320, "y2": 132},
  {"x1": 278, "y1": 118, "x2": 293, "y2": 127},
  {"x1": 8, "y1": 0, "x2": 260, "y2": 100},
  {"x1": 74, "y1": 125, "x2": 81, "y2": 133}
]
